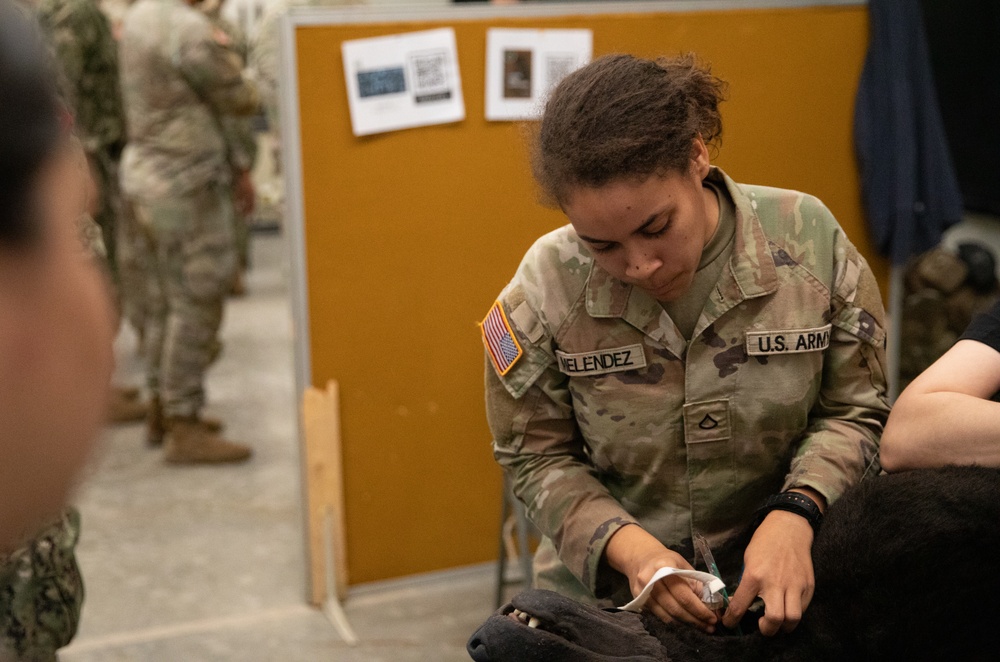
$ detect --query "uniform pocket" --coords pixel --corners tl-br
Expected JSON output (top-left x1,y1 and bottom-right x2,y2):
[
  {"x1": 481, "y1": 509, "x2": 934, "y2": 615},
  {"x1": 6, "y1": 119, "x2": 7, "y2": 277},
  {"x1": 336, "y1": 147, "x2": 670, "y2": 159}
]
[{"x1": 683, "y1": 399, "x2": 732, "y2": 445}]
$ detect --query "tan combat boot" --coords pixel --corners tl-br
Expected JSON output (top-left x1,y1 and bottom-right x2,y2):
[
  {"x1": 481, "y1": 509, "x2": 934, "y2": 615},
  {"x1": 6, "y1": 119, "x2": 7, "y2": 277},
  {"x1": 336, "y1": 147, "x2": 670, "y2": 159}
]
[
  {"x1": 107, "y1": 385, "x2": 149, "y2": 424},
  {"x1": 147, "y1": 397, "x2": 224, "y2": 446},
  {"x1": 163, "y1": 417, "x2": 252, "y2": 464}
]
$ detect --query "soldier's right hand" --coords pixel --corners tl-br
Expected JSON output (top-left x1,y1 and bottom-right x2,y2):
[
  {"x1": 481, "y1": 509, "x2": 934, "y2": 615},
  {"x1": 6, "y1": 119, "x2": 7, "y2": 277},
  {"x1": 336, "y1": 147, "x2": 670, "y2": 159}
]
[{"x1": 604, "y1": 524, "x2": 718, "y2": 632}]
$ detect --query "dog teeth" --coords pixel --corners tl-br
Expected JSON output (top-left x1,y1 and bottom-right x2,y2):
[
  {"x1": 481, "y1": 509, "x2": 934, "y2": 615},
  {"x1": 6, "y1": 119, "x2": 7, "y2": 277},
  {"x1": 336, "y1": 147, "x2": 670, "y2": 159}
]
[{"x1": 511, "y1": 609, "x2": 540, "y2": 628}]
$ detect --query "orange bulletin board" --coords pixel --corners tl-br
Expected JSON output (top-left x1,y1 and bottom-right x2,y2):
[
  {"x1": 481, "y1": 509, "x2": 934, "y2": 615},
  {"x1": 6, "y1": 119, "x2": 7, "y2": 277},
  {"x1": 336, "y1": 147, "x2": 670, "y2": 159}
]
[{"x1": 283, "y1": 1, "x2": 880, "y2": 587}]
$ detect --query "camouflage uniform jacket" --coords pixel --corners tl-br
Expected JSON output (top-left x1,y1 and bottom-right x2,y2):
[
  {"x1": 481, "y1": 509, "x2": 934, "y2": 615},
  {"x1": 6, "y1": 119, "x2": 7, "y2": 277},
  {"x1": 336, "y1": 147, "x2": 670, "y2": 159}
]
[
  {"x1": 0, "y1": 509, "x2": 84, "y2": 659},
  {"x1": 118, "y1": 0, "x2": 258, "y2": 201},
  {"x1": 209, "y1": 14, "x2": 258, "y2": 174},
  {"x1": 484, "y1": 167, "x2": 890, "y2": 603},
  {"x1": 35, "y1": 0, "x2": 125, "y2": 156}
]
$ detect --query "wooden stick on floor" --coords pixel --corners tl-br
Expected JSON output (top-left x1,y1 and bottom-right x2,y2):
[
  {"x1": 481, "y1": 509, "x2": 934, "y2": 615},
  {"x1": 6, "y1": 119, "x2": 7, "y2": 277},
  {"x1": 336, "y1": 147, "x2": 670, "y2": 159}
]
[{"x1": 302, "y1": 380, "x2": 355, "y2": 644}]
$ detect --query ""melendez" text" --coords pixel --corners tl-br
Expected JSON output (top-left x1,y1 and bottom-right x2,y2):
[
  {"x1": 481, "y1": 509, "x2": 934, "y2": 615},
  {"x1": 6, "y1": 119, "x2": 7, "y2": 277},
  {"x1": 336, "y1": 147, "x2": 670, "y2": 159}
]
[
  {"x1": 555, "y1": 343, "x2": 647, "y2": 377},
  {"x1": 745, "y1": 324, "x2": 832, "y2": 356}
]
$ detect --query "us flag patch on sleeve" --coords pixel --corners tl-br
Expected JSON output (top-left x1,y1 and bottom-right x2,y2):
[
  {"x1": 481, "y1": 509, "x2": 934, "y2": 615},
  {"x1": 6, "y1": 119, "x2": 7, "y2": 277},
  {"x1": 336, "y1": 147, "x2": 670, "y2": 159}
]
[{"x1": 481, "y1": 301, "x2": 523, "y2": 376}]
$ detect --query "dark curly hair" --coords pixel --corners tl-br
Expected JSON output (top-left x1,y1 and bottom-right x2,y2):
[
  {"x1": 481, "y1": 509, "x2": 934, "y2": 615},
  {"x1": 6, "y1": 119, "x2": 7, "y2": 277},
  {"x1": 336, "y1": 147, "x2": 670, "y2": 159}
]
[
  {"x1": 0, "y1": 2, "x2": 63, "y2": 246},
  {"x1": 531, "y1": 53, "x2": 727, "y2": 207}
]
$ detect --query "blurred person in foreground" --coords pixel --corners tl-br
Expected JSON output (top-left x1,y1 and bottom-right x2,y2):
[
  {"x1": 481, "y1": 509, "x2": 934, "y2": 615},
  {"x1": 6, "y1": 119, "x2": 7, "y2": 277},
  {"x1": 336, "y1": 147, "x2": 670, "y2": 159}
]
[
  {"x1": 118, "y1": 0, "x2": 259, "y2": 463},
  {"x1": 0, "y1": 2, "x2": 116, "y2": 657}
]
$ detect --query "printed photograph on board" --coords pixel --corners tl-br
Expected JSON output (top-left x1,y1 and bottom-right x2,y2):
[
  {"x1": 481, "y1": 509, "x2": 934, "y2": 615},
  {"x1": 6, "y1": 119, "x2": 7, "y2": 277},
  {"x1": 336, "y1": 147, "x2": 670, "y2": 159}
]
[
  {"x1": 485, "y1": 28, "x2": 592, "y2": 121},
  {"x1": 502, "y1": 49, "x2": 532, "y2": 99}
]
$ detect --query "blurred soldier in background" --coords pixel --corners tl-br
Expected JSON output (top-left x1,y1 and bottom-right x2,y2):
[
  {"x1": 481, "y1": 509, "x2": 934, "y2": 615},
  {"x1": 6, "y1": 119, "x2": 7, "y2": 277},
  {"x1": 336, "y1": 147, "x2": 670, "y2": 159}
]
[
  {"x1": 35, "y1": 0, "x2": 151, "y2": 424},
  {"x1": 92, "y1": 0, "x2": 157, "y2": 359},
  {"x1": 35, "y1": 0, "x2": 122, "y2": 273},
  {"x1": 119, "y1": 0, "x2": 259, "y2": 463},
  {"x1": 199, "y1": 0, "x2": 259, "y2": 297}
]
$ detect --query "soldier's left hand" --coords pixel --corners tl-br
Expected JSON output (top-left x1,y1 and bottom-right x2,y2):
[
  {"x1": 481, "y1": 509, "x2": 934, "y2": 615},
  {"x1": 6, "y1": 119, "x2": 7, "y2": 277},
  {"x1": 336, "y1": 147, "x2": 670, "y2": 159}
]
[{"x1": 722, "y1": 509, "x2": 815, "y2": 636}]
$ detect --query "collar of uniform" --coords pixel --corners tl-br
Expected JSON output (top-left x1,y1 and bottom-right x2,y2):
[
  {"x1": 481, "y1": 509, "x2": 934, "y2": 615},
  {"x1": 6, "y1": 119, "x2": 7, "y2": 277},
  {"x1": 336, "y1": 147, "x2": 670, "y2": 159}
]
[
  {"x1": 584, "y1": 263, "x2": 630, "y2": 318},
  {"x1": 585, "y1": 267, "x2": 683, "y2": 348},
  {"x1": 705, "y1": 167, "x2": 778, "y2": 303}
]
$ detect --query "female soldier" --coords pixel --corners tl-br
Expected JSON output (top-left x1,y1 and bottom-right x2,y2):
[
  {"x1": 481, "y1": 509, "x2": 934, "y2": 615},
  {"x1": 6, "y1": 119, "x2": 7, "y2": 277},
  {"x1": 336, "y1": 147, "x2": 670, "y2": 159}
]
[{"x1": 482, "y1": 54, "x2": 889, "y2": 638}]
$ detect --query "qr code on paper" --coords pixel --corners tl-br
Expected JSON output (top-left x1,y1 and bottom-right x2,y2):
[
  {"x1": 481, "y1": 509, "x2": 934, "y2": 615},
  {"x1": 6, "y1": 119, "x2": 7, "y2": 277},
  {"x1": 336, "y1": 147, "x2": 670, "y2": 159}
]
[{"x1": 408, "y1": 50, "x2": 448, "y2": 94}]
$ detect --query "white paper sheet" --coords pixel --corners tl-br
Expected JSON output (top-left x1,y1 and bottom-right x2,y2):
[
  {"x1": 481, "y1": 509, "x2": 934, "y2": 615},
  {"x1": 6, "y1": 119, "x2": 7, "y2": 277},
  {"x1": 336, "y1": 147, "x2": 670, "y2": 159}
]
[
  {"x1": 484, "y1": 28, "x2": 592, "y2": 122},
  {"x1": 342, "y1": 28, "x2": 465, "y2": 137}
]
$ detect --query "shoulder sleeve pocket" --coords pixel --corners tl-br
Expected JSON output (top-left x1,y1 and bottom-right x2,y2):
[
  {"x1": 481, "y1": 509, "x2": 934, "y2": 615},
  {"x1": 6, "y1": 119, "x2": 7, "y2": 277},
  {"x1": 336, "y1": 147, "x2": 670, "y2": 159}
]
[{"x1": 831, "y1": 247, "x2": 886, "y2": 347}]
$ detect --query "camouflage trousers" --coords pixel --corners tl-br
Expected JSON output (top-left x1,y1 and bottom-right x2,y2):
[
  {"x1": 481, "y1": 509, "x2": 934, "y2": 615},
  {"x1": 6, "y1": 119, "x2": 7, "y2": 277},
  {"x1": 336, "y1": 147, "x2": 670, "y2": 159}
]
[
  {"x1": 133, "y1": 184, "x2": 236, "y2": 418},
  {"x1": 0, "y1": 509, "x2": 84, "y2": 662}
]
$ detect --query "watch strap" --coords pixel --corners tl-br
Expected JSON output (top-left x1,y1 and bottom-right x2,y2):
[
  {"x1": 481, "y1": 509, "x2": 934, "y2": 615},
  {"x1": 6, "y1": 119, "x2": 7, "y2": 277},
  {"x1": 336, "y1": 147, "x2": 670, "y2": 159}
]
[{"x1": 755, "y1": 491, "x2": 823, "y2": 533}]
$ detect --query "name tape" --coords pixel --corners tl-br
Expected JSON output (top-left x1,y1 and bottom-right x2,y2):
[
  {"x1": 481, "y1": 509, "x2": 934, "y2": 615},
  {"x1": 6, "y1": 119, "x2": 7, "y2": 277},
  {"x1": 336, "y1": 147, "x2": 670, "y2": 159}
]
[
  {"x1": 745, "y1": 324, "x2": 832, "y2": 356},
  {"x1": 555, "y1": 344, "x2": 646, "y2": 376}
]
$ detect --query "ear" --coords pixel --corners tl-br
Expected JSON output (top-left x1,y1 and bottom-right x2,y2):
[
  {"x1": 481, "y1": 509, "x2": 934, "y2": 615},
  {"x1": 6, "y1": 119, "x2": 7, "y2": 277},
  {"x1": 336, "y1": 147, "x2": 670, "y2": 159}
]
[{"x1": 689, "y1": 135, "x2": 711, "y2": 180}]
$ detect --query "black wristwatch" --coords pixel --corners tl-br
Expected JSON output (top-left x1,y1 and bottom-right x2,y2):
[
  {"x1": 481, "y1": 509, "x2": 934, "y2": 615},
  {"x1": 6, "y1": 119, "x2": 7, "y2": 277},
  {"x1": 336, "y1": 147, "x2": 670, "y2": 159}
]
[{"x1": 754, "y1": 491, "x2": 823, "y2": 534}]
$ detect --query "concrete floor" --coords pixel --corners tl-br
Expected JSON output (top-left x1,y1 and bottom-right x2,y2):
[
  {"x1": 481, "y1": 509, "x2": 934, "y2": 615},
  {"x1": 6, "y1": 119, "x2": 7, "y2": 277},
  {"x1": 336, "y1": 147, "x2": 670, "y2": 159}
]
[{"x1": 60, "y1": 233, "x2": 502, "y2": 661}]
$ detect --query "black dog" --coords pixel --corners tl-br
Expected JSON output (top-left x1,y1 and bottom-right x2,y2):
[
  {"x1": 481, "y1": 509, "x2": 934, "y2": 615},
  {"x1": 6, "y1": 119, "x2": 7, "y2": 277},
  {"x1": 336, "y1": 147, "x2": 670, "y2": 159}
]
[{"x1": 468, "y1": 466, "x2": 1000, "y2": 661}]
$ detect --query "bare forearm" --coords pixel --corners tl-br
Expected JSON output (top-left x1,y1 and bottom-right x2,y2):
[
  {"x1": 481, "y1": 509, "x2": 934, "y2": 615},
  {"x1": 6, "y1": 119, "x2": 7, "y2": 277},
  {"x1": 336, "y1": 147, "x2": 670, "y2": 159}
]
[
  {"x1": 882, "y1": 392, "x2": 1000, "y2": 471},
  {"x1": 882, "y1": 339, "x2": 1000, "y2": 471}
]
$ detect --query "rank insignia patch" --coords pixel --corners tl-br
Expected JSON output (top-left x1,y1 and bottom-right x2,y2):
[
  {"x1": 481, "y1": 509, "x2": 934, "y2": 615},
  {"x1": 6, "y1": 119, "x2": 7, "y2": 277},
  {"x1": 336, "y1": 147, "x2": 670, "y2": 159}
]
[{"x1": 481, "y1": 301, "x2": 523, "y2": 376}]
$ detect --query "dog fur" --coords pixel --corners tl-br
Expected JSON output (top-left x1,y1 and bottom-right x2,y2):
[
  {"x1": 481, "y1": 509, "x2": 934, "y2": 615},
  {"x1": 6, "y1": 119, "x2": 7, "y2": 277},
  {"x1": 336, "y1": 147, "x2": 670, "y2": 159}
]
[{"x1": 468, "y1": 466, "x2": 1000, "y2": 661}]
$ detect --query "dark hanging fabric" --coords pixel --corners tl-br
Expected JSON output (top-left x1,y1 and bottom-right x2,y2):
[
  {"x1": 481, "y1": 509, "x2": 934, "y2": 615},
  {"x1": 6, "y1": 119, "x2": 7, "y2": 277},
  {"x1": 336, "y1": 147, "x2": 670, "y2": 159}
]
[
  {"x1": 853, "y1": 0, "x2": 964, "y2": 266},
  {"x1": 921, "y1": 0, "x2": 1000, "y2": 216}
]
